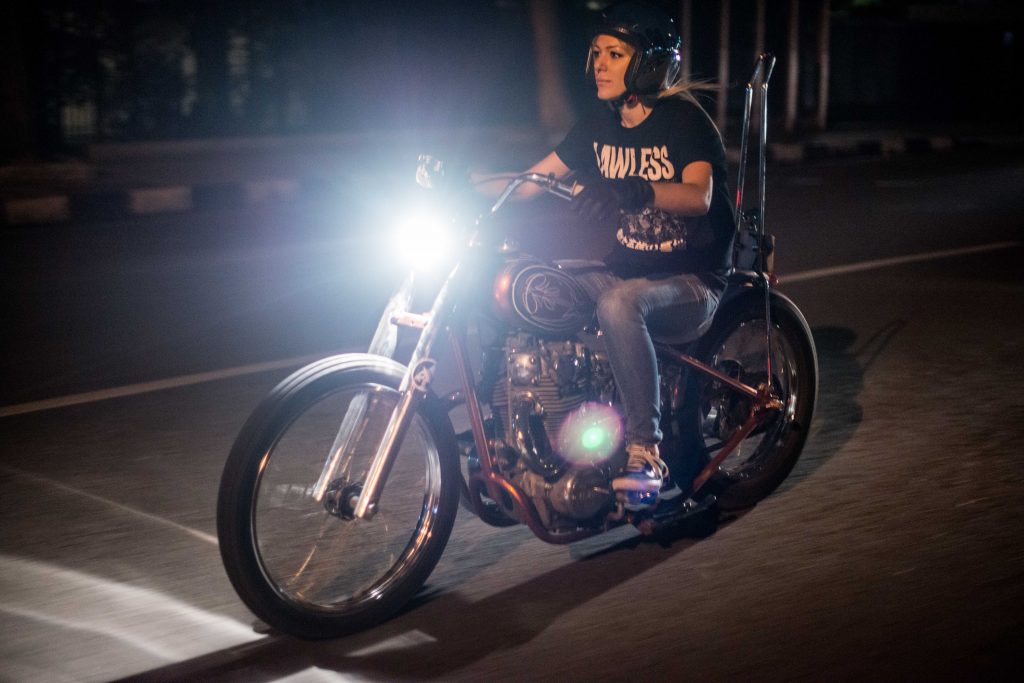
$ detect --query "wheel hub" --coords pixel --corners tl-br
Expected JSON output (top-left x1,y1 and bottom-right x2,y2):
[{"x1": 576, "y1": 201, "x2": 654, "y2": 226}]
[{"x1": 324, "y1": 479, "x2": 362, "y2": 519}]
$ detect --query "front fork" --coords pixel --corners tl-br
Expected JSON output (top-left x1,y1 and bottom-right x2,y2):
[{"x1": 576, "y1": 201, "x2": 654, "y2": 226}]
[
  {"x1": 311, "y1": 272, "x2": 416, "y2": 504},
  {"x1": 348, "y1": 264, "x2": 462, "y2": 519}
]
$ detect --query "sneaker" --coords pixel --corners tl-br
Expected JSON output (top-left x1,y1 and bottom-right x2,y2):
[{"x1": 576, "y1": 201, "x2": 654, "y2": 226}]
[{"x1": 612, "y1": 442, "x2": 669, "y2": 507}]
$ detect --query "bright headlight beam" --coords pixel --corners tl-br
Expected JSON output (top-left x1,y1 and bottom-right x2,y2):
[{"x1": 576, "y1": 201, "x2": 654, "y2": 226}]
[{"x1": 394, "y1": 206, "x2": 454, "y2": 270}]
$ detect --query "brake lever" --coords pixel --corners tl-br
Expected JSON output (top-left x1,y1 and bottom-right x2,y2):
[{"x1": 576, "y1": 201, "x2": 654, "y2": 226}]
[{"x1": 547, "y1": 175, "x2": 582, "y2": 202}]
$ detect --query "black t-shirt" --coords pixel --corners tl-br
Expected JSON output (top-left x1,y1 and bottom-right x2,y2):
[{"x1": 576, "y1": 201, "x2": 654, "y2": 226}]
[{"x1": 555, "y1": 98, "x2": 735, "y2": 283}]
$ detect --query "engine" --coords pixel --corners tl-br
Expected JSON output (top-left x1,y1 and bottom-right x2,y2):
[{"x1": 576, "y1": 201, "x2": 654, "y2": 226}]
[{"x1": 486, "y1": 331, "x2": 624, "y2": 528}]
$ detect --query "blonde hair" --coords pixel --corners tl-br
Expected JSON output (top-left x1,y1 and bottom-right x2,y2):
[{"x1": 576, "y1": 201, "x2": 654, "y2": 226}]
[{"x1": 657, "y1": 78, "x2": 719, "y2": 107}]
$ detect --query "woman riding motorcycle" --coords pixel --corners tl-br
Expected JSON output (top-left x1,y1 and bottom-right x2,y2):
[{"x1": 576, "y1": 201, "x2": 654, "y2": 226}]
[{"x1": 474, "y1": 1, "x2": 735, "y2": 505}]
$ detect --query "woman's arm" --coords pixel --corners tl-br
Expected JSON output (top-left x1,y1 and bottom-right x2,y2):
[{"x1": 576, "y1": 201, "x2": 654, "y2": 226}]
[
  {"x1": 470, "y1": 151, "x2": 571, "y2": 199},
  {"x1": 649, "y1": 161, "x2": 714, "y2": 217}
]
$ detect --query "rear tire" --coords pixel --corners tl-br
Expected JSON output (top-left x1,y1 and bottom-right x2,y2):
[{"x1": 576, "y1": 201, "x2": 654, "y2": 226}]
[
  {"x1": 216, "y1": 354, "x2": 460, "y2": 639},
  {"x1": 685, "y1": 293, "x2": 817, "y2": 512}
]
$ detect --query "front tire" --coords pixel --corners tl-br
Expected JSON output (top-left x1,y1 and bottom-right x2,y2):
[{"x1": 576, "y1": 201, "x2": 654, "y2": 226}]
[{"x1": 216, "y1": 354, "x2": 460, "y2": 639}]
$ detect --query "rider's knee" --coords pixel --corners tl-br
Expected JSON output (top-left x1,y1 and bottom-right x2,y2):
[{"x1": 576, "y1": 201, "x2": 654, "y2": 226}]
[{"x1": 596, "y1": 284, "x2": 643, "y2": 330}]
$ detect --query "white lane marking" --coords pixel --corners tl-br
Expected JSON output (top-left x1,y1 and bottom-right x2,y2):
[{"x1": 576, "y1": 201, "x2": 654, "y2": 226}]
[
  {"x1": 778, "y1": 240, "x2": 1021, "y2": 284},
  {"x1": 0, "y1": 553, "x2": 261, "y2": 670},
  {"x1": 0, "y1": 465, "x2": 218, "y2": 545},
  {"x1": 0, "y1": 352, "x2": 337, "y2": 418},
  {"x1": 0, "y1": 602, "x2": 178, "y2": 661},
  {"x1": 1, "y1": 240, "x2": 1020, "y2": 418},
  {"x1": 347, "y1": 629, "x2": 437, "y2": 657}
]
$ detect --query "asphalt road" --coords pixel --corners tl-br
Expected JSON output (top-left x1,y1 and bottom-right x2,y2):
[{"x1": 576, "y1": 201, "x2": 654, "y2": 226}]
[{"x1": 2, "y1": 148, "x2": 1023, "y2": 681}]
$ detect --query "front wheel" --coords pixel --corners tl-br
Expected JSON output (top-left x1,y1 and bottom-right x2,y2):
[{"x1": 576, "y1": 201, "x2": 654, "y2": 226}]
[
  {"x1": 685, "y1": 293, "x2": 818, "y2": 512},
  {"x1": 216, "y1": 354, "x2": 460, "y2": 639}
]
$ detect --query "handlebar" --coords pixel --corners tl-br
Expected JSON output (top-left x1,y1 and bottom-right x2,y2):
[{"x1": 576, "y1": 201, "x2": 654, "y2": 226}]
[
  {"x1": 490, "y1": 172, "x2": 580, "y2": 214},
  {"x1": 415, "y1": 155, "x2": 580, "y2": 215}
]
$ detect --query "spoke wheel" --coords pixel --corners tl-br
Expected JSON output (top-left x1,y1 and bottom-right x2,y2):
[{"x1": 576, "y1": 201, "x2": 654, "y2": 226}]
[
  {"x1": 217, "y1": 355, "x2": 459, "y2": 639},
  {"x1": 687, "y1": 295, "x2": 817, "y2": 512}
]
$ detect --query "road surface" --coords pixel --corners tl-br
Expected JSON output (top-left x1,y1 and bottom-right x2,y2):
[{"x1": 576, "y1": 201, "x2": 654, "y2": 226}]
[{"x1": 2, "y1": 148, "x2": 1022, "y2": 681}]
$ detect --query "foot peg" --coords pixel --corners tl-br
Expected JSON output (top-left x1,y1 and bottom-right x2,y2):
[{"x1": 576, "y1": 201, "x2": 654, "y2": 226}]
[{"x1": 633, "y1": 494, "x2": 718, "y2": 536}]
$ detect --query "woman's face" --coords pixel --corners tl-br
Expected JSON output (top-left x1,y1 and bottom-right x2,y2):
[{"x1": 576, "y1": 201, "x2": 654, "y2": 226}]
[{"x1": 591, "y1": 34, "x2": 635, "y2": 101}]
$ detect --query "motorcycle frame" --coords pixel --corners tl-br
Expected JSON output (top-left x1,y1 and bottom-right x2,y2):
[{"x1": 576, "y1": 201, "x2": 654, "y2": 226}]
[{"x1": 349, "y1": 54, "x2": 782, "y2": 537}]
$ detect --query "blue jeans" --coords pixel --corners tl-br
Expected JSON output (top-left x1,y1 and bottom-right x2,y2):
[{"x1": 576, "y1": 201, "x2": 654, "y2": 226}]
[{"x1": 561, "y1": 261, "x2": 721, "y2": 445}]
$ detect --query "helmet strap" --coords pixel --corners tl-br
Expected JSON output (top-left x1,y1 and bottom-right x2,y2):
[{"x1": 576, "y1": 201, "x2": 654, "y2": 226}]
[{"x1": 607, "y1": 92, "x2": 650, "y2": 115}]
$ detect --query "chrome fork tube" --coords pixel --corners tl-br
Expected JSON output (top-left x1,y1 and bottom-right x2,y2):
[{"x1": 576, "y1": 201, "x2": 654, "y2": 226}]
[
  {"x1": 312, "y1": 272, "x2": 416, "y2": 503},
  {"x1": 352, "y1": 263, "x2": 461, "y2": 520}
]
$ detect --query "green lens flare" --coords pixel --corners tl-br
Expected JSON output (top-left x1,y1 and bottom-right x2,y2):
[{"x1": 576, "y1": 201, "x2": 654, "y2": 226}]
[
  {"x1": 558, "y1": 402, "x2": 623, "y2": 464},
  {"x1": 581, "y1": 425, "x2": 608, "y2": 450}
]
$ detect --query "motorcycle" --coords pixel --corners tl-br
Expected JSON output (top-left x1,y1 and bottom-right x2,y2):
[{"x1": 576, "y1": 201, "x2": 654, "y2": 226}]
[{"x1": 217, "y1": 54, "x2": 817, "y2": 639}]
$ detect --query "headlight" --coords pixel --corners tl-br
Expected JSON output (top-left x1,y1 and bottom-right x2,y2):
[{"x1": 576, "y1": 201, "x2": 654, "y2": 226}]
[{"x1": 393, "y1": 205, "x2": 457, "y2": 270}]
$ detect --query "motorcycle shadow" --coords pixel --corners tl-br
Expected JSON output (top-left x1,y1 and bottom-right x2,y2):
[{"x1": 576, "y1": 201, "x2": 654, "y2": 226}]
[
  {"x1": 772, "y1": 324, "x2": 875, "y2": 496},
  {"x1": 118, "y1": 512, "x2": 721, "y2": 682},
  {"x1": 365, "y1": 530, "x2": 714, "y2": 678}
]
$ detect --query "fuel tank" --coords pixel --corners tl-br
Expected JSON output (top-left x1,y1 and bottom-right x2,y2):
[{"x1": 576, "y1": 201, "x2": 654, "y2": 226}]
[{"x1": 489, "y1": 259, "x2": 595, "y2": 336}]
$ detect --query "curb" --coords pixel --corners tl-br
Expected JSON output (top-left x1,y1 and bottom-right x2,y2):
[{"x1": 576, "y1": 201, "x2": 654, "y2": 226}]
[
  {"x1": 3, "y1": 131, "x2": 1019, "y2": 226},
  {"x1": 2, "y1": 178, "x2": 306, "y2": 226}
]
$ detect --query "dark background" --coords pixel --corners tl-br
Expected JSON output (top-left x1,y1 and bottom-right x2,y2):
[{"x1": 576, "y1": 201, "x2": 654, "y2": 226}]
[{"x1": 2, "y1": 0, "x2": 1022, "y2": 159}]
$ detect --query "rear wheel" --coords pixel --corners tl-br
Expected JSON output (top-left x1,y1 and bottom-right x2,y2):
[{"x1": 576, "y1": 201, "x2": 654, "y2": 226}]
[
  {"x1": 685, "y1": 294, "x2": 817, "y2": 512},
  {"x1": 216, "y1": 354, "x2": 460, "y2": 639}
]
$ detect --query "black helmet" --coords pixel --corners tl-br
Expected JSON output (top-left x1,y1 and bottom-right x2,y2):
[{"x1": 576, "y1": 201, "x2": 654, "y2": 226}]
[{"x1": 587, "y1": 1, "x2": 682, "y2": 98}]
